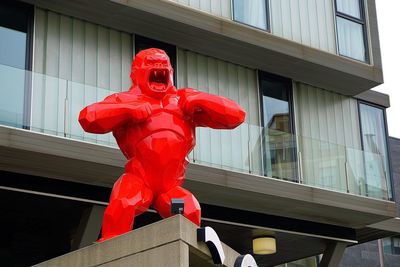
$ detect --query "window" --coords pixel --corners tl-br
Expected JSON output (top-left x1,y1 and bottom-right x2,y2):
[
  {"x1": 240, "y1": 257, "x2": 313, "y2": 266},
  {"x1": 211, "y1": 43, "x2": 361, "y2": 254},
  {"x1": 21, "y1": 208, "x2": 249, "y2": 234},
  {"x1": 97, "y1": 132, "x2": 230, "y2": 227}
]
[
  {"x1": 0, "y1": 1, "x2": 33, "y2": 128},
  {"x1": 259, "y1": 71, "x2": 296, "y2": 181},
  {"x1": 135, "y1": 35, "x2": 177, "y2": 84},
  {"x1": 233, "y1": 0, "x2": 269, "y2": 31},
  {"x1": 335, "y1": 0, "x2": 368, "y2": 62},
  {"x1": 394, "y1": 237, "x2": 400, "y2": 255},
  {"x1": 359, "y1": 102, "x2": 392, "y2": 199},
  {"x1": 383, "y1": 236, "x2": 400, "y2": 255}
]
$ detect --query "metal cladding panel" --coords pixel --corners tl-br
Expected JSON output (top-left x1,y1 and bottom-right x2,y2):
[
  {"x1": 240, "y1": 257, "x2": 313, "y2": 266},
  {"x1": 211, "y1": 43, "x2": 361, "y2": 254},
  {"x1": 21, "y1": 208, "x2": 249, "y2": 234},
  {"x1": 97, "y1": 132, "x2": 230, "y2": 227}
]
[
  {"x1": 295, "y1": 83, "x2": 360, "y2": 147},
  {"x1": 177, "y1": 49, "x2": 262, "y2": 174},
  {"x1": 294, "y1": 82, "x2": 363, "y2": 193},
  {"x1": 270, "y1": 0, "x2": 336, "y2": 54},
  {"x1": 32, "y1": 8, "x2": 132, "y2": 145},
  {"x1": 168, "y1": 0, "x2": 231, "y2": 18}
]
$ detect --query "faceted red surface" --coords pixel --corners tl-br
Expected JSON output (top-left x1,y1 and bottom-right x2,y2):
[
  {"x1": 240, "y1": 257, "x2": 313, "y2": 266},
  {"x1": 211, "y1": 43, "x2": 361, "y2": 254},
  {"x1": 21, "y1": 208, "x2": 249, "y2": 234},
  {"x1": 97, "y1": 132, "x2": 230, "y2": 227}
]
[{"x1": 79, "y1": 48, "x2": 245, "y2": 241}]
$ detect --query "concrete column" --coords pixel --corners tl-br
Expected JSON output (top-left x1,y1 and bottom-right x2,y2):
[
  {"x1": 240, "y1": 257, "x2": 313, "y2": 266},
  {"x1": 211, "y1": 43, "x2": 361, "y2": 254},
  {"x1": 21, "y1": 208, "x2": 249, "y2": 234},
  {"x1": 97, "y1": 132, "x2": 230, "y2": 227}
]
[
  {"x1": 377, "y1": 239, "x2": 385, "y2": 267},
  {"x1": 319, "y1": 242, "x2": 348, "y2": 267},
  {"x1": 71, "y1": 204, "x2": 105, "y2": 249}
]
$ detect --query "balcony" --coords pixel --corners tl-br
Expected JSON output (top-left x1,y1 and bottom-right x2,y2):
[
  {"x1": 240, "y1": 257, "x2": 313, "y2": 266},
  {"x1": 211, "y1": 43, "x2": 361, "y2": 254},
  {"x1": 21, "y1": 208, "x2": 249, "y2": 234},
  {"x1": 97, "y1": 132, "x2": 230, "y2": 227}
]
[{"x1": 0, "y1": 64, "x2": 392, "y2": 202}]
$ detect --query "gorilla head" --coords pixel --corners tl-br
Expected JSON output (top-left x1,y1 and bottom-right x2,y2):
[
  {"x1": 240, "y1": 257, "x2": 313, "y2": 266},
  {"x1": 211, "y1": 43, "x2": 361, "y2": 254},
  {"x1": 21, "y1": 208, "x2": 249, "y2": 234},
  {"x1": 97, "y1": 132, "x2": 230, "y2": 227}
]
[{"x1": 130, "y1": 48, "x2": 175, "y2": 98}]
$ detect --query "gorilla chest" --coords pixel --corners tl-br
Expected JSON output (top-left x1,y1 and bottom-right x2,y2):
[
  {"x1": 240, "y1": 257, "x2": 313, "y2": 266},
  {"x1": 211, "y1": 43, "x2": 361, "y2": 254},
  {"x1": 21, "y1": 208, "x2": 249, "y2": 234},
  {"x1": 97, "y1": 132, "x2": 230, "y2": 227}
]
[{"x1": 148, "y1": 95, "x2": 184, "y2": 117}]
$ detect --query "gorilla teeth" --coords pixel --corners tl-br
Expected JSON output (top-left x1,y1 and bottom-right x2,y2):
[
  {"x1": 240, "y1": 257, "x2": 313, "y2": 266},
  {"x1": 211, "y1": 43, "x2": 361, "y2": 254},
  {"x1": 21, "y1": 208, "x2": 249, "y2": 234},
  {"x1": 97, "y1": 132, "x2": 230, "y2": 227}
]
[{"x1": 150, "y1": 69, "x2": 168, "y2": 84}]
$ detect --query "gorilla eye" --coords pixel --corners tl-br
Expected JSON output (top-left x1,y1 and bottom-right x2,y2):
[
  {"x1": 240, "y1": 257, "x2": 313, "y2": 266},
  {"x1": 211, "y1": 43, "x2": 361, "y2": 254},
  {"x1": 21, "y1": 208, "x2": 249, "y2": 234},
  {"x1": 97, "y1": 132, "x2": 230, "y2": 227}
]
[
  {"x1": 145, "y1": 59, "x2": 169, "y2": 66},
  {"x1": 145, "y1": 59, "x2": 156, "y2": 65}
]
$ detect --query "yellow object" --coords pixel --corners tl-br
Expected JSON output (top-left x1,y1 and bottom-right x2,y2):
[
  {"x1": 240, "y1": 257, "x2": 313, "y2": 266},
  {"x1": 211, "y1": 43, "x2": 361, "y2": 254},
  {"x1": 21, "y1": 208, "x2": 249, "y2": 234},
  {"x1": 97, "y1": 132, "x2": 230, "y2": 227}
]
[{"x1": 252, "y1": 237, "x2": 276, "y2": 255}]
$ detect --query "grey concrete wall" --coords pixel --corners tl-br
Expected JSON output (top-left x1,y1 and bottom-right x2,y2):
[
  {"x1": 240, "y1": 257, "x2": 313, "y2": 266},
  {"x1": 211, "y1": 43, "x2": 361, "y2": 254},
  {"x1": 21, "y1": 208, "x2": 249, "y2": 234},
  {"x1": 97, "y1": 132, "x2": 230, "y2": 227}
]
[
  {"x1": 33, "y1": 215, "x2": 241, "y2": 267},
  {"x1": 339, "y1": 241, "x2": 380, "y2": 267},
  {"x1": 384, "y1": 252, "x2": 400, "y2": 267},
  {"x1": 389, "y1": 137, "x2": 400, "y2": 215}
]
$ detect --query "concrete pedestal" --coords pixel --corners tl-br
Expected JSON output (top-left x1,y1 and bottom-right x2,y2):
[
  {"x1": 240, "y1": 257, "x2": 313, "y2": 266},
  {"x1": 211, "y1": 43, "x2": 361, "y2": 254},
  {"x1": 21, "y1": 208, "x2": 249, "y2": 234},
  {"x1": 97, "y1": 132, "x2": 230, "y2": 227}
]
[{"x1": 34, "y1": 215, "x2": 240, "y2": 267}]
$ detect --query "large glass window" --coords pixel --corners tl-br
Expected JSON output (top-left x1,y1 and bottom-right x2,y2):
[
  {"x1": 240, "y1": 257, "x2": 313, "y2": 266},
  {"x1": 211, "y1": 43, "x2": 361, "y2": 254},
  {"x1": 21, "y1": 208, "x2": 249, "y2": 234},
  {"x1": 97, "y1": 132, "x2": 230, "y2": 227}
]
[
  {"x1": 259, "y1": 71, "x2": 296, "y2": 181},
  {"x1": 233, "y1": 0, "x2": 269, "y2": 31},
  {"x1": 0, "y1": 1, "x2": 33, "y2": 128},
  {"x1": 359, "y1": 103, "x2": 392, "y2": 199},
  {"x1": 335, "y1": 0, "x2": 368, "y2": 62},
  {"x1": 336, "y1": 0, "x2": 361, "y2": 19}
]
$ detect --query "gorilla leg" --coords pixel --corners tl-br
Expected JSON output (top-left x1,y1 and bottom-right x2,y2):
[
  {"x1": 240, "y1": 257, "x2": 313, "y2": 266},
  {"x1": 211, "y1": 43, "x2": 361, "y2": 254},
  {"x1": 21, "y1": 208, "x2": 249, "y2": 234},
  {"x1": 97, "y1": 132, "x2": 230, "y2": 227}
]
[
  {"x1": 153, "y1": 186, "x2": 201, "y2": 226},
  {"x1": 100, "y1": 173, "x2": 153, "y2": 241}
]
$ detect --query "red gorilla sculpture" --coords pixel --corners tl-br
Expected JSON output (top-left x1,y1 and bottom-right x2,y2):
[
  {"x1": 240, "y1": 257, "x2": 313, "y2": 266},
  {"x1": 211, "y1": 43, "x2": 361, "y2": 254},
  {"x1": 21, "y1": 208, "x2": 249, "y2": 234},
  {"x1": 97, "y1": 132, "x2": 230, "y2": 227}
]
[{"x1": 79, "y1": 48, "x2": 245, "y2": 241}]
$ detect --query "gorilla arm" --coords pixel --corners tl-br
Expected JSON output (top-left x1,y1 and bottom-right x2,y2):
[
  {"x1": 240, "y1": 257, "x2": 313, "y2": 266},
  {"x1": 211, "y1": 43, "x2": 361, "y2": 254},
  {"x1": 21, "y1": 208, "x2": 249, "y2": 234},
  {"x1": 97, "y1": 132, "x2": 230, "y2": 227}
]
[
  {"x1": 79, "y1": 93, "x2": 151, "y2": 134},
  {"x1": 179, "y1": 88, "x2": 245, "y2": 129}
]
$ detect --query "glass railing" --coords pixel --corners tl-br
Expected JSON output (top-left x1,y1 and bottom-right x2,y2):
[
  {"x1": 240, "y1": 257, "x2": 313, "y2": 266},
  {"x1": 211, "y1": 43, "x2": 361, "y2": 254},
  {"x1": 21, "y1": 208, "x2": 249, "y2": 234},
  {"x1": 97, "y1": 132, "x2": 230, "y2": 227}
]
[
  {"x1": 297, "y1": 136, "x2": 391, "y2": 199},
  {"x1": 274, "y1": 256, "x2": 318, "y2": 267},
  {"x1": 0, "y1": 64, "x2": 392, "y2": 200}
]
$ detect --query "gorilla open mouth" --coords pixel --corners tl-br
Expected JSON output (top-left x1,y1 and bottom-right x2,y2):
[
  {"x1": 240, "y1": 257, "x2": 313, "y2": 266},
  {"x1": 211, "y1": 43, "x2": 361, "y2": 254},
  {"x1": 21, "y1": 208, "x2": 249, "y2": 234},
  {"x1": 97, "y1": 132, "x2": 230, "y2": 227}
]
[{"x1": 149, "y1": 68, "x2": 169, "y2": 91}]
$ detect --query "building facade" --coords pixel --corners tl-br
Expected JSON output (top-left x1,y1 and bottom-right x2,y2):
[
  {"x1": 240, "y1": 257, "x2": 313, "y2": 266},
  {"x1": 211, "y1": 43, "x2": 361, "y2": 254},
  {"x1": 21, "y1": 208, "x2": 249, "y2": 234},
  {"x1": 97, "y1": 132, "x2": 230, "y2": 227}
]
[
  {"x1": 0, "y1": 0, "x2": 398, "y2": 266},
  {"x1": 340, "y1": 137, "x2": 400, "y2": 267}
]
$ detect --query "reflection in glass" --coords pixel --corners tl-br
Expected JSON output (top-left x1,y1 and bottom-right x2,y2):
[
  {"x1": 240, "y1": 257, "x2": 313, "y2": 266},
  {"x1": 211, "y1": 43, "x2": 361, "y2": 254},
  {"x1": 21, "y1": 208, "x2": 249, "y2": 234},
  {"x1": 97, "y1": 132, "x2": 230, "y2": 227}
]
[
  {"x1": 359, "y1": 103, "x2": 391, "y2": 199},
  {"x1": 0, "y1": 26, "x2": 26, "y2": 69},
  {"x1": 259, "y1": 72, "x2": 296, "y2": 181},
  {"x1": 0, "y1": 62, "x2": 394, "y2": 200},
  {"x1": 336, "y1": 0, "x2": 361, "y2": 19},
  {"x1": 0, "y1": 27, "x2": 27, "y2": 127},
  {"x1": 337, "y1": 17, "x2": 365, "y2": 62},
  {"x1": 233, "y1": 0, "x2": 268, "y2": 30}
]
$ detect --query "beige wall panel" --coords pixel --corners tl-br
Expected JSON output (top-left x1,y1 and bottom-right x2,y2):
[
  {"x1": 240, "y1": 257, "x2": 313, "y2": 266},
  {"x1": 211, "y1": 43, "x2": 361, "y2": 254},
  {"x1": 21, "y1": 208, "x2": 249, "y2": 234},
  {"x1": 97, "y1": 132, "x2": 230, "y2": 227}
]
[
  {"x1": 32, "y1": 8, "x2": 132, "y2": 146},
  {"x1": 270, "y1": 0, "x2": 336, "y2": 53},
  {"x1": 177, "y1": 49, "x2": 261, "y2": 174},
  {"x1": 294, "y1": 82, "x2": 362, "y2": 192},
  {"x1": 169, "y1": 0, "x2": 231, "y2": 18}
]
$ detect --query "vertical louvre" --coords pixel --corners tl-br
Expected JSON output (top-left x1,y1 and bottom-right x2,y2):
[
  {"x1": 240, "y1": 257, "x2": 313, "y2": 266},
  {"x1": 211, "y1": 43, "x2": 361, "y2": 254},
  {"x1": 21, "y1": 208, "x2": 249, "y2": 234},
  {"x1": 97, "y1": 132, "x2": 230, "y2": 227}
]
[
  {"x1": 270, "y1": 0, "x2": 336, "y2": 53},
  {"x1": 32, "y1": 8, "x2": 132, "y2": 145},
  {"x1": 168, "y1": 0, "x2": 231, "y2": 18},
  {"x1": 294, "y1": 83, "x2": 362, "y2": 193},
  {"x1": 177, "y1": 49, "x2": 261, "y2": 174}
]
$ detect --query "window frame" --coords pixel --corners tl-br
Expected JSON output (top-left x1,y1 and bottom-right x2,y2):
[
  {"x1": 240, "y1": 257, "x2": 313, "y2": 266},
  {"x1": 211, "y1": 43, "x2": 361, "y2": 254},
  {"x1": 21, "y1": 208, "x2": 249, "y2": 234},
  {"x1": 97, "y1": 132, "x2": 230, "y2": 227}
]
[
  {"x1": 232, "y1": 0, "x2": 270, "y2": 32},
  {"x1": 334, "y1": 0, "x2": 369, "y2": 63},
  {"x1": 258, "y1": 71, "x2": 295, "y2": 134},
  {"x1": 0, "y1": 0, "x2": 34, "y2": 71},
  {"x1": 392, "y1": 236, "x2": 400, "y2": 255},
  {"x1": 258, "y1": 70, "x2": 297, "y2": 181},
  {"x1": 357, "y1": 100, "x2": 394, "y2": 200},
  {"x1": 0, "y1": 0, "x2": 34, "y2": 129},
  {"x1": 384, "y1": 236, "x2": 400, "y2": 255}
]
